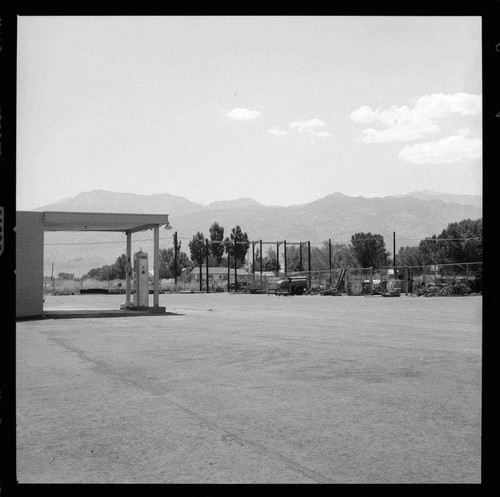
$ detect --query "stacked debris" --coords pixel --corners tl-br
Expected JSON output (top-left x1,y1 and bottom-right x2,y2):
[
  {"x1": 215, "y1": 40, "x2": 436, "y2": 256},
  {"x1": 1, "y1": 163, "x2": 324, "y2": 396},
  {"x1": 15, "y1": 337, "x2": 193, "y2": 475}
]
[
  {"x1": 305, "y1": 286, "x2": 322, "y2": 296},
  {"x1": 415, "y1": 280, "x2": 480, "y2": 297},
  {"x1": 318, "y1": 288, "x2": 342, "y2": 296}
]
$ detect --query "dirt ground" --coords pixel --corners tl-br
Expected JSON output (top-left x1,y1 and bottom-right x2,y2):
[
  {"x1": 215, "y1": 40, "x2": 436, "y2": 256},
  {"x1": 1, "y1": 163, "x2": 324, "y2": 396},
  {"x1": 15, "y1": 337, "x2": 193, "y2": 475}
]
[{"x1": 16, "y1": 293, "x2": 482, "y2": 483}]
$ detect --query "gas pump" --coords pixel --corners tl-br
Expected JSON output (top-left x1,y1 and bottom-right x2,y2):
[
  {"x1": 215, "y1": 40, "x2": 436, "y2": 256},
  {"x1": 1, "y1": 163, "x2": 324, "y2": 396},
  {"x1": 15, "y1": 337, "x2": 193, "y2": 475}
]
[{"x1": 133, "y1": 250, "x2": 149, "y2": 307}]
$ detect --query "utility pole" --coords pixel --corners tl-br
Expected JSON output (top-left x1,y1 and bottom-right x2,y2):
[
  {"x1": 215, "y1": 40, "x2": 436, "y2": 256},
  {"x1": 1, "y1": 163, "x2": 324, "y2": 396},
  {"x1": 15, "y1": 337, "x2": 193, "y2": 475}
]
[
  {"x1": 260, "y1": 240, "x2": 263, "y2": 286},
  {"x1": 173, "y1": 231, "x2": 178, "y2": 286},
  {"x1": 227, "y1": 243, "x2": 231, "y2": 292},
  {"x1": 393, "y1": 231, "x2": 396, "y2": 268},
  {"x1": 393, "y1": 231, "x2": 397, "y2": 279},
  {"x1": 199, "y1": 242, "x2": 203, "y2": 292}
]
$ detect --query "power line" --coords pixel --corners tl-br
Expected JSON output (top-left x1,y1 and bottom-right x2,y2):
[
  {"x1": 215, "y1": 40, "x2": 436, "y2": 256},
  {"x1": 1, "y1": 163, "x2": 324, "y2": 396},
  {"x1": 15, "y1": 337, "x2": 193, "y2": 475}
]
[
  {"x1": 46, "y1": 235, "x2": 482, "y2": 247},
  {"x1": 45, "y1": 236, "x2": 174, "y2": 246}
]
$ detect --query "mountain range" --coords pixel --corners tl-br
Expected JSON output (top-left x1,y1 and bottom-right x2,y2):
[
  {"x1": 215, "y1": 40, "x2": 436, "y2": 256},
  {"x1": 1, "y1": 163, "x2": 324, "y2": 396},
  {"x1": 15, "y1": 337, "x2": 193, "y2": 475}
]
[{"x1": 33, "y1": 189, "x2": 482, "y2": 277}]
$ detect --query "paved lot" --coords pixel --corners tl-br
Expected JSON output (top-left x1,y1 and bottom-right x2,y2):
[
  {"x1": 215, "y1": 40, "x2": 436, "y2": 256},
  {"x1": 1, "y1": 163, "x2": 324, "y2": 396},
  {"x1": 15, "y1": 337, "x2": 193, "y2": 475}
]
[{"x1": 16, "y1": 293, "x2": 482, "y2": 483}]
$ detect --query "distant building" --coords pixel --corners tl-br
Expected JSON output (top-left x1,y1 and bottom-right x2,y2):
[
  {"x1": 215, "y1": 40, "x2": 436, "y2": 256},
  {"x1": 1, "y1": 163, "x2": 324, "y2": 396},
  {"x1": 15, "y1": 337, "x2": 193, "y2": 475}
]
[
  {"x1": 257, "y1": 271, "x2": 276, "y2": 277},
  {"x1": 189, "y1": 266, "x2": 249, "y2": 283}
]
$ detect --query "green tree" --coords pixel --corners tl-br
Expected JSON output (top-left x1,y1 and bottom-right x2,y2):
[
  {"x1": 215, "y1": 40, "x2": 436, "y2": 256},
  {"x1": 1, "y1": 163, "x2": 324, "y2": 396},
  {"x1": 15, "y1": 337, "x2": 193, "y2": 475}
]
[
  {"x1": 283, "y1": 245, "x2": 301, "y2": 272},
  {"x1": 259, "y1": 246, "x2": 279, "y2": 272},
  {"x1": 57, "y1": 272, "x2": 75, "y2": 280},
  {"x1": 330, "y1": 243, "x2": 358, "y2": 268},
  {"x1": 397, "y1": 246, "x2": 424, "y2": 267},
  {"x1": 111, "y1": 254, "x2": 127, "y2": 279},
  {"x1": 439, "y1": 218, "x2": 482, "y2": 263},
  {"x1": 188, "y1": 231, "x2": 205, "y2": 266},
  {"x1": 177, "y1": 251, "x2": 192, "y2": 274},
  {"x1": 159, "y1": 248, "x2": 173, "y2": 279},
  {"x1": 209, "y1": 222, "x2": 225, "y2": 266},
  {"x1": 251, "y1": 248, "x2": 263, "y2": 272},
  {"x1": 83, "y1": 267, "x2": 103, "y2": 280},
  {"x1": 159, "y1": 247, "x2": 191, "y2": 279},
  {"x1": 100, "y1": 265, "x2": 115, "y2": 281},
  {"x1": 310, "y1": 243, "x2": 329, "y2": 270},
  {"x1": 418, "y1": 235, "x2": 444, "y2": 265},
  {"x1": 350, "y1": 232, "x2": 390, "y2": 269},
  {"x1": 288, "y1": 241, "x2": 357, "y2": 272},
  {"x1": 225, "y1": 225, "x2": 250, "y2": 268},
  {"x1": 418, "y1": 218, "x2": 482, "y2": 264}
]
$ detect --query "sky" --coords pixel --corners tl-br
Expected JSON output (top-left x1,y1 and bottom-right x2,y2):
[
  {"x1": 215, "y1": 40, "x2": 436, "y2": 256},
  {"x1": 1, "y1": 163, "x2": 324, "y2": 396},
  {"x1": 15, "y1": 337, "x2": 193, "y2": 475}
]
[{"x1": 16, "y1": 15, "x2": 482, "y2": 210}]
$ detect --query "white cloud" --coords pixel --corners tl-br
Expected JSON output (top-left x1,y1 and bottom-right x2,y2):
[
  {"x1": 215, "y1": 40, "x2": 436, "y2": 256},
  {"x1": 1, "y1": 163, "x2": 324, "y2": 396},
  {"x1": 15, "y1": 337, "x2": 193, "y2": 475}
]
[
  {"x1": 360, "y1": 121, "x2": 440, "y2": 143},
  {"x1": 350, "y1": 93, "x2": 481, "y2": 143},
  {"x1": 349, "y1": 106, "x2": 379, "y2": 124},
  {"x1": 226, "y1": 107, "x2": 261, "y2": 121},
  {"x1": 268, "y1": 127, "x2": 289, "y2": 136},
  {"x1": 288, "y1": 118, "x2": 333, "y2": 137},
  {"x1": 312, "y1": 130, "x2": 334, "y2": 137},
  {"x1": 398, "y1": 133, "x2": 482, "y2": 164},
  {"x1": 289, "y1": 118, "x2": 326, "y2": 132}
]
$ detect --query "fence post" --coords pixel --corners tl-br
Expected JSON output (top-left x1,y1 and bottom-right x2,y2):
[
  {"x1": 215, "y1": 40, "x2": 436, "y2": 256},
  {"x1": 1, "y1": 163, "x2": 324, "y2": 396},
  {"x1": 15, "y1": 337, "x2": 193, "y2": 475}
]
[
  {"x1": 370, "y1": 267, "x2": 373, "y2": 295},
  {"x1": 252, "y1": 242, "x2": 255, "y2": 275},
  {"x1": 205, "y1": 239, "x2": 209, "y2": 294},
  {"x1": 405, "y1": 265, "x2": 408, "y2": 296},
  {"x1": 307, "y1": 241, "x2": 311, "y2": 288},
  {"x1": 260, "y1": 240, "x2": 263, "y2": 286},
  {"x1": 329, "y1": 238, "x2": 332, "y2": 287},
  {"x1": 173, "y1": 231, "x2": 178, "y2": 287},
  {"x1": 227, "y1": 249, "x2": 230, "y2": 293},
  {"x1": 276, "y1": 242, "x2": 280, "y2": 275},
  {"x1": 284, "y1": 240, "x2": 287, "y2": 274},
  {"x1": 199, "y1": 243, "x2": 203, "y2": 292},
  {"x1": 234, "y1": 246, "x2": 237, "y2": 293},
  {"x1": 434, "y1": 264, "x2": 437, "y2": 285}
]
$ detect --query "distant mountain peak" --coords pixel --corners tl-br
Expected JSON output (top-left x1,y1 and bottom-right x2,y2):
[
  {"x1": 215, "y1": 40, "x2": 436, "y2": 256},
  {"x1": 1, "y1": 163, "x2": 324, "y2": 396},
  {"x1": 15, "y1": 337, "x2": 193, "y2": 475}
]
[
  {"x1": 392, "y1": 190, "x2": 482, "y2": 208},
  {"x1": 323, "y1": 192, "x2": 349, "y2": 199},
  {"x1": 206, "y1": 198, "x2": 264, "y2": 210},
  {"x1": 40, "y1": 188, "x2": 482, "y2": 277},
  {"x1": 33, "y1": 188, "x2": 482, "y2": 213}
]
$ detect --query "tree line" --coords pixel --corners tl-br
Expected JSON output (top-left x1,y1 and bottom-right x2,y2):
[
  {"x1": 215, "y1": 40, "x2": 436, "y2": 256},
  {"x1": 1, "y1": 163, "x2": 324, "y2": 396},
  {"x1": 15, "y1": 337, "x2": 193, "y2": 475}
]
[{"x1": 81, "y1": 218, "x2": 482, "y2": 280}]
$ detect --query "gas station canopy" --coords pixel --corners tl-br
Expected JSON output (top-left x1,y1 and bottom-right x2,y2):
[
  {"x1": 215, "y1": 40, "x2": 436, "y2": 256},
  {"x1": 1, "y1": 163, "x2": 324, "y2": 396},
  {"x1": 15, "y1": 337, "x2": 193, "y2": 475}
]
[
  {"x1": 40, "y1": 211, "x2": 171, "y2": 233},
  {"x1": 16, "y1": 210, "x2": 171, "y2": 318}
]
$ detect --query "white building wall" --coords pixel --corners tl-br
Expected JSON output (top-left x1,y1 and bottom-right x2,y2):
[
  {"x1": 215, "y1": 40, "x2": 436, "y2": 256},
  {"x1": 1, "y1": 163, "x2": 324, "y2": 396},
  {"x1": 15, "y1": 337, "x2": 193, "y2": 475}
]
[{"x1": 16, "y1": 212, "x2": 45, "y2": 318}]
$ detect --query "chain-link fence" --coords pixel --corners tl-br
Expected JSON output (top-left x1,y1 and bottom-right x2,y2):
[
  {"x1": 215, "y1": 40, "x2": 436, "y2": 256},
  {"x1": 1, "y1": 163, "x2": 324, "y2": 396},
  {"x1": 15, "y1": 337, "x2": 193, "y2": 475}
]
[
  {"x1": 244, "y1": 262, "x2": 482, "y2": 296},
  {"x1": 49, "y1": 262, "x2": 482, "y2": 296},
  {"x1": 384, "y1": 262, "x2": 483, "y2": 296}
]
